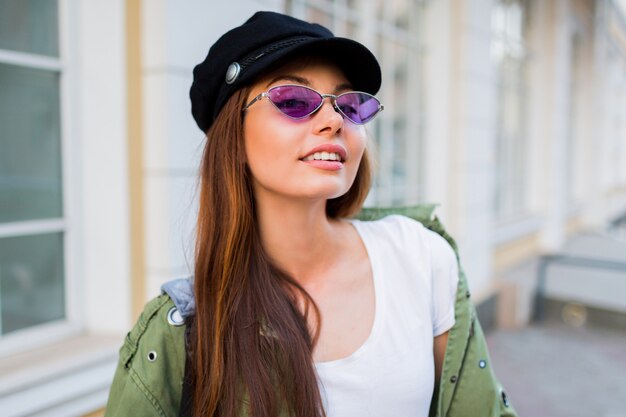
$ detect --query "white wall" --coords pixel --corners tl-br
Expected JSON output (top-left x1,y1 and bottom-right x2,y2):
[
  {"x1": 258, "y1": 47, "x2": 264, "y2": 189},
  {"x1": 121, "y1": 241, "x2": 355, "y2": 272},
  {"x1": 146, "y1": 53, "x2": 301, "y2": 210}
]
[
  {"x1": 76, "y1": 0, "x2": 132, "y2": 333},
  {"x1": 141, "y1": 0, "x2": 284, "y2": 300},
  {"x1": 445, "y1": 0, "x2": 499, "y2": 297}
]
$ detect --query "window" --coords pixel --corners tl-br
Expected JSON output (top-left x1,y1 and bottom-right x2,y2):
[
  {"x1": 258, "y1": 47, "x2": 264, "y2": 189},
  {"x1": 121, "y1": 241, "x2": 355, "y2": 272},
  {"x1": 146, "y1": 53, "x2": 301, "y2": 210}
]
[
  {"x1": 0, "y1": 0, "x2": 69, "y2": 350},
  {"x1": 286, "y1": 0, "x2": 426, "y2": 206},
  {"x1": 565, "y1": 30, "x2": 585, "y2": 204},
  {"x1": 491, "y1": 0, "x2": 530, "y2": 220}
]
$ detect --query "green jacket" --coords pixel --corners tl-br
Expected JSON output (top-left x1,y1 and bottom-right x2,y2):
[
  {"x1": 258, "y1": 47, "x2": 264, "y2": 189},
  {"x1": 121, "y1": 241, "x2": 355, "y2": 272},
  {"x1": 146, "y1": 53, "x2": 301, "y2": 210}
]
[{"x1": 104, "y1": 205, "x2": 517, "y2": 417}]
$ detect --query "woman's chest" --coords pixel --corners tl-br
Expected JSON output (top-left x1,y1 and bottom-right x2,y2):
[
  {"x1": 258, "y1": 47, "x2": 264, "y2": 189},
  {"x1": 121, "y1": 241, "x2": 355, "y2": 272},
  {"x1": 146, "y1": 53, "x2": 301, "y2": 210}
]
[
  {"x1": 311, "y1": 255, "x2": 375, "y2": 363},
  {"x1": 314, "y1": 297, "x2": 436, "y2": 417}
]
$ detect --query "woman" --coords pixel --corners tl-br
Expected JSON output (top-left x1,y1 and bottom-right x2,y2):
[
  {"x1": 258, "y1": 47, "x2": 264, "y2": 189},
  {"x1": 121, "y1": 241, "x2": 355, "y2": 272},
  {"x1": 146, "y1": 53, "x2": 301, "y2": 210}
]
[{"x1": 105, "y1": 11, "x2": 516, "y2": 417}]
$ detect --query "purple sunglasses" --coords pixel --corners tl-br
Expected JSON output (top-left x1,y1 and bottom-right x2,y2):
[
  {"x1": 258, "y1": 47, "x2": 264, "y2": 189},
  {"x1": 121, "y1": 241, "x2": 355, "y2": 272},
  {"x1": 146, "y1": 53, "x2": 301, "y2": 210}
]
[{"x1": 242, "y1": 84, "x2": 384, "y2": 124}]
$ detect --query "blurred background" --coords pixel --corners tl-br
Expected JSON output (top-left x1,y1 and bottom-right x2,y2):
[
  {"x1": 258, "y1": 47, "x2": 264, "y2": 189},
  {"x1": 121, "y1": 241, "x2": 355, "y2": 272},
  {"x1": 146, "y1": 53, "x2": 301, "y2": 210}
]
[{"x1": 0, "y1": 0, "x2": 625, "y2": 416}]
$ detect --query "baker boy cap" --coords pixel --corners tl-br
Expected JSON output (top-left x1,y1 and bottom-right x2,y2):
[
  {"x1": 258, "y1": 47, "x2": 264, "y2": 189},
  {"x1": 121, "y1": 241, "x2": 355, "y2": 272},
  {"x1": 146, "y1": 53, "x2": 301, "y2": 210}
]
[{"x1": 190, "y1": 11, "x2": 382, "y2": 133}]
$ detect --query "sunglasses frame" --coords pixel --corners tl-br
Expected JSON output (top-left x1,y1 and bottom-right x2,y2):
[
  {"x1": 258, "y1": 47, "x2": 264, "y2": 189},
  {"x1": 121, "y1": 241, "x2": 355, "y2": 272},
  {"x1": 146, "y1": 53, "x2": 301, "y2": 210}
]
[{"x1": 242, "y1": 84, "x2": 384, "y2": 125}]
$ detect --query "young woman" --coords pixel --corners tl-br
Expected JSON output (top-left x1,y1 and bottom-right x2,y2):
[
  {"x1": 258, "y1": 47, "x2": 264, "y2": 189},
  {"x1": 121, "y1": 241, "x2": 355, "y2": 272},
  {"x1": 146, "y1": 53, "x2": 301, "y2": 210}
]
[{"x1": 105, "y1": 11, "x2": 516, "y2": 417}]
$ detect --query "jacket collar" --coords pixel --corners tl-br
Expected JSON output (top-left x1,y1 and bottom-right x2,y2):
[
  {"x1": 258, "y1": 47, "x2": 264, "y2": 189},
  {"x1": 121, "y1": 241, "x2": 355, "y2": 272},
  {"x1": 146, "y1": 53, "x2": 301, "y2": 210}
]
[{"x1": 161, "y1": 276, "x2": 196, "y2": 319}]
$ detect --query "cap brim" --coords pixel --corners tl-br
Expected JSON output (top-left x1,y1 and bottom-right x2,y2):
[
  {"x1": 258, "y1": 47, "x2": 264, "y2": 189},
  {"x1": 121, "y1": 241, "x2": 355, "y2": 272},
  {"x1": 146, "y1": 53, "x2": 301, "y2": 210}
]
[{"x1": 237, "y1": 37, "x2": 381, "y2": 95}]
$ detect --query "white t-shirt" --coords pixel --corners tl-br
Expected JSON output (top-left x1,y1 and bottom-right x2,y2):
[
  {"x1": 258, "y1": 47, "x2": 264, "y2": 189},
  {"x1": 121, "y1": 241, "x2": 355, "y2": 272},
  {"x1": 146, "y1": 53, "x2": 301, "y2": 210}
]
[{"x1": 315, "y1": 215, "x2": 459, "y2": 417}]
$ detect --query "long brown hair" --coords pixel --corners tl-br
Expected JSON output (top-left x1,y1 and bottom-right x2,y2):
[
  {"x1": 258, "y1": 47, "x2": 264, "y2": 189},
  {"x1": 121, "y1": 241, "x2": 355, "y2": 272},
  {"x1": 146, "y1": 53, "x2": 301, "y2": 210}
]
[{"x1": 191, "y1": 84, "x2": 372, "y2": 417}]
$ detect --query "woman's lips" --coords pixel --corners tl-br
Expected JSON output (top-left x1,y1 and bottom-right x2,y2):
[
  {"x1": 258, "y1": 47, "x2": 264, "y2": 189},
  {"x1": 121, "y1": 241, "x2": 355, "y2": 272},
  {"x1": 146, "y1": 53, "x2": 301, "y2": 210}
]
[
  {"x1": 300, "y1": 143, "x2": 347, "y2": 162},
  {"x1": 300, "y1": 159, "x2": 343, "y2": 171}
]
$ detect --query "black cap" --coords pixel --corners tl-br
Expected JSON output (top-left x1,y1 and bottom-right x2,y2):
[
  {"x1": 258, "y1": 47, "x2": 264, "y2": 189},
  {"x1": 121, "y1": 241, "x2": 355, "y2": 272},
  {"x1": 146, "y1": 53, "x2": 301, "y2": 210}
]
[{"x1": 190, "y1": 11, "x2": 382, "y2": 133}]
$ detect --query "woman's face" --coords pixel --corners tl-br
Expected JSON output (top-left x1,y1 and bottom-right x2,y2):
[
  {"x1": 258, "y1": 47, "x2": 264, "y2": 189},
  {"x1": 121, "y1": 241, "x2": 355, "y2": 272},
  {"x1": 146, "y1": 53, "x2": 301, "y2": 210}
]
[{"x1": 243, "y1": 58, "x2": 368, "y2": 206}]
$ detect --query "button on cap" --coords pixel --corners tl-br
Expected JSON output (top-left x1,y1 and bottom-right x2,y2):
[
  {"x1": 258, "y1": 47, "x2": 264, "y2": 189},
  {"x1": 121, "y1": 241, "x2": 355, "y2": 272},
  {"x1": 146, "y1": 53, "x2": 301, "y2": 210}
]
[{"x1": 225, "y1": 62, "x2": 241, "y2": 84}]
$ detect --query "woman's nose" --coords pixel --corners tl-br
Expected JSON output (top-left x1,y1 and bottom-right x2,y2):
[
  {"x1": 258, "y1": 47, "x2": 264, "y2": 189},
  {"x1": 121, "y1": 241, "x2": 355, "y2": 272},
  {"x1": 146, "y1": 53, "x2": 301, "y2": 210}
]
[{"x1": 313, "y1": 97, "x2": 344, "y2": 135}]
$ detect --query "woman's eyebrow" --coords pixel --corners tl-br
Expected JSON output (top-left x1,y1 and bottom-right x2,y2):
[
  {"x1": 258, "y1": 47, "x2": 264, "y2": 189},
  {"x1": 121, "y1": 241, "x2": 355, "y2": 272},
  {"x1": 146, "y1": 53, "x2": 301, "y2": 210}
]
[
  {"x1": 265, "y1": 75, "x2": 354, "y2": 93},
  {"x1": 266, "y1": 74, "x2": 310, "y2": 87},
  {"x1": 334, "y1": 82, "x2": 353, "y2": 93}
]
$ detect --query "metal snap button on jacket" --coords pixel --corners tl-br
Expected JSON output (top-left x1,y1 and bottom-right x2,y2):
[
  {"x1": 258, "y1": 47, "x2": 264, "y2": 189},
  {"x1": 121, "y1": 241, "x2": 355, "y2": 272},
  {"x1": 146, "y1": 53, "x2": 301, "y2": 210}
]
[
  {"x1": 167, "y1": 306, "x2": 184, "y2": 326},
  {"x1": 501, "y1": 389, "x2": 510, "y2": 407}
]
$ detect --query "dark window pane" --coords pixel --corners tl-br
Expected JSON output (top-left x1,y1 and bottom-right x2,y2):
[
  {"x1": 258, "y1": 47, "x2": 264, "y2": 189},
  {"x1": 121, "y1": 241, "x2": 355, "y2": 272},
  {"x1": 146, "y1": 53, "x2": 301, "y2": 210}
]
[
  {"x1": 0, "y1": 0, "x2": 59, "y2": 56},
  {"x1": 0, "y1": 63, "x2": 63, "y2": 223},
  {"x1": 0, "y1": 232, "x2": 65, "y2": 334}
]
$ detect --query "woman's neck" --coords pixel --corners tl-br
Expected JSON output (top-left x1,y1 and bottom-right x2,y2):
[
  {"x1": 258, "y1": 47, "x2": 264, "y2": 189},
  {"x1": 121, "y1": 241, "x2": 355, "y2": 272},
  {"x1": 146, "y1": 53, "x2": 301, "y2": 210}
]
[{"x1": 255, "y1": 194, "x2": 348, "y2": 285}]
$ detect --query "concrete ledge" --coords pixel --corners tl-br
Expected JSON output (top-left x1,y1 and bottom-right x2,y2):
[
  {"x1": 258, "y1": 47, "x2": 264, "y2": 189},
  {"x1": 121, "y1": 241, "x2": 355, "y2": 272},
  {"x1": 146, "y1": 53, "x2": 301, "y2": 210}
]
[
  {"x1": 0, "y1": 335, "x2": 120, "y2": 417},
  {"x1": 540, "y1": 298, "x2": 626, "y2": 331}
]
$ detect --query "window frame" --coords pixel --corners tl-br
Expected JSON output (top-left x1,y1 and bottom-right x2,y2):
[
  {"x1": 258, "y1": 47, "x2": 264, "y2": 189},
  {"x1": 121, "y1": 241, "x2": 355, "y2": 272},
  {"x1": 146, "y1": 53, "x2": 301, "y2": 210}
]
[
  {"x1": 491, "y1": 0, "x2": 532, "y2": 221},
  {"x1": 0, "y1": 0, "x2": 82, "y2": 357},
  {"x1": 286, "y1": 0, "x2": 427, "y2": 206}
]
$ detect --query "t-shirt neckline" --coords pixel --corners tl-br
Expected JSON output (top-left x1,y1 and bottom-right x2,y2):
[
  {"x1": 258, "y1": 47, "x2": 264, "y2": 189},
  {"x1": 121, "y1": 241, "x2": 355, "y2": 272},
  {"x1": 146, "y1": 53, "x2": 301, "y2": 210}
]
[{"x1": 314, "y1": 219, "x2": 386, "y2": 369}]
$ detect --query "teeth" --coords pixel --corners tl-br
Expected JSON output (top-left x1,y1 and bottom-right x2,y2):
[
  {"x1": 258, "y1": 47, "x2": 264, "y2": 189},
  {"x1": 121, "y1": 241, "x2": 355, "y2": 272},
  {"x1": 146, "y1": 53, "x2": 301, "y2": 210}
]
[{"x1": 303, "y1": 152, "x2": 342, "y2": 162}]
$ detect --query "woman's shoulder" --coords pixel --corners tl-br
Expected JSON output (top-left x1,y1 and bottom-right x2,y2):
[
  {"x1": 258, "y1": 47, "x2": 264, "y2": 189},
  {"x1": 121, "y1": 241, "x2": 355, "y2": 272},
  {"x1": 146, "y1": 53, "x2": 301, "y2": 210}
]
[
  {"x1": 122, "y1": 294, "x2": 188, "y2": 363},
  {"x1": 352, "y1": 213, "x2": 442, "y2": 246},
  {"x1": 351, "y1": 213, "x2": 425, "y2": 233},
  {"x1": 105, "y1": 293, "x2": 188, "y2": 417},
  {"x1": 351, "y1": 214, "x2": 457, "y2": 271}
]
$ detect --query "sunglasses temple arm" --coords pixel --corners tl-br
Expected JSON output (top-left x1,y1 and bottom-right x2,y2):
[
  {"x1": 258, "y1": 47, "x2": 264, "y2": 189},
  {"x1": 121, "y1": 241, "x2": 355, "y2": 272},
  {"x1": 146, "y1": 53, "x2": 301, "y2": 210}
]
[{"x1": 242, "y1": 92, "x2": 267, "y2": 112}]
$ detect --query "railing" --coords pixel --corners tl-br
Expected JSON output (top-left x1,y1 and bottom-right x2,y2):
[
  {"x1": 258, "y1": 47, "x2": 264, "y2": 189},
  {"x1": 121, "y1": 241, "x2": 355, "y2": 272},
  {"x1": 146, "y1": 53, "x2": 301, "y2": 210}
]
[
  {"x1": 609, "y1": 211, "x2": 626, "y2": 240},
  {"x1": 532, "y1": 254, "x2": 626, "y2": 322},
  {"x1": 609, "y1": 211, "x2": 626, "y2": 229}
]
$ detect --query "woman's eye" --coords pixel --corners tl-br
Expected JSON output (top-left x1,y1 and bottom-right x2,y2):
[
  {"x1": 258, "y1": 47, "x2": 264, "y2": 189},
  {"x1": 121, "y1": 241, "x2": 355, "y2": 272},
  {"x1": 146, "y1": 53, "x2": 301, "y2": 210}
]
[
  {"x1": 276, "y1": 99, "x2": 307, "y2": 109},
  {"x1": 339, "y1": 104, "x2": 358, "y2": 115}
]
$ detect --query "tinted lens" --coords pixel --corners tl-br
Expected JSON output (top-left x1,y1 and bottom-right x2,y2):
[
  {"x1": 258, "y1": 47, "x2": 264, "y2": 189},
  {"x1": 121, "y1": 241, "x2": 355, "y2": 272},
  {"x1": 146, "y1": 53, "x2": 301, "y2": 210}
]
[
  {"x1": 267, "y1": 85, "x2": 323, "y2": 119},
  {"x1": 335, "y1": 92, "x2": 382, "y2": 124}
]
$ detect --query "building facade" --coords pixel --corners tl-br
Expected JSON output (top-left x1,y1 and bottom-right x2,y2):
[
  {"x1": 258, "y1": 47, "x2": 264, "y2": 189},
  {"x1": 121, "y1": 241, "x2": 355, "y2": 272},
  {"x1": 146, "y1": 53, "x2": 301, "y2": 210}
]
[{"x1": 0, "y1": 0, "x2": 625, "y2": 415}]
